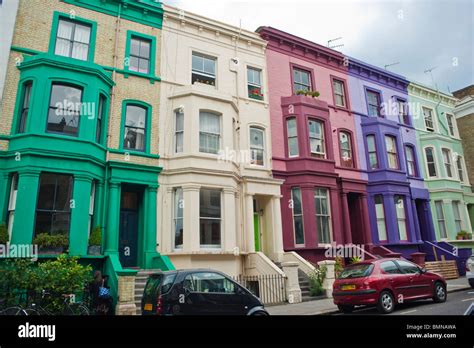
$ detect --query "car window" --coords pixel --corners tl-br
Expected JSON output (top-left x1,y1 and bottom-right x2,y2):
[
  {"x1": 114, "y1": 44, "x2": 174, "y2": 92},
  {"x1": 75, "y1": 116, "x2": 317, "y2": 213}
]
[
  {"x1": 338, "y1": 264, "x2": 374, "y2": 279},
  {"x1": 380, "y1": 261, "x2": 402, "y2": 274},
  {"x1": 161, "y1": 273, "x2": 177, "y2": 293},
  {"x1": 396, "y1": 260, "x2": 421, "y2": 274},
  {"x1": 186, "y1": 272, "x2": 236, "y2": 294}
]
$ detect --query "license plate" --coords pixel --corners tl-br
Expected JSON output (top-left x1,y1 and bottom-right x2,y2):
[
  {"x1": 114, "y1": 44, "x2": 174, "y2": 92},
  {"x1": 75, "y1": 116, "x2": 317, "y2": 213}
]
[
  {"x1": 341, "y1": 284, "x2": 356, "y2": 291},
  {"x1": 144, "y1": 303, "x2": 153, "y2": 311}
]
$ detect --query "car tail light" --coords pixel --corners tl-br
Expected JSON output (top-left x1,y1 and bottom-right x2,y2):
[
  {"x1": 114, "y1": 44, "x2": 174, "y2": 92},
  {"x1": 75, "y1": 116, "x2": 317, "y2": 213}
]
[
  {"x1": 156, "y1": 295, "x2": 163, "y2": 315},
  {"x1": 361, "y1": 279, "x2": 374, "y2": 289}
]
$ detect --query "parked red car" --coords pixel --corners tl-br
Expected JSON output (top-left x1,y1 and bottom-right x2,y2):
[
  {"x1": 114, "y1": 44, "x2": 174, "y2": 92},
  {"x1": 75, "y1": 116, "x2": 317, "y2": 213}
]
[{"x1": 333, "y1": 258, "x2": 447, "y2": 314}]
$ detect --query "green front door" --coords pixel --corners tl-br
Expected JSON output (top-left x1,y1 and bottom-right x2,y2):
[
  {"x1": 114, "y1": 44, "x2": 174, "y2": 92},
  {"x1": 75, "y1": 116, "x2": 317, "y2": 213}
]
[{"x1": 254, "y1": 213, "x2": 261, "y2": 252}]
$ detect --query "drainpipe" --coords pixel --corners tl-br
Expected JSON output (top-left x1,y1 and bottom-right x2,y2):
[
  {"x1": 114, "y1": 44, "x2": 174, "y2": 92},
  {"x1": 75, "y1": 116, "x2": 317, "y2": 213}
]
[
  {"x1": 233, "y1": 22, "x2": 247, "y2": 274},
  {"x1": 102, "y1": 3, "x2": 122, "y2": 251}
]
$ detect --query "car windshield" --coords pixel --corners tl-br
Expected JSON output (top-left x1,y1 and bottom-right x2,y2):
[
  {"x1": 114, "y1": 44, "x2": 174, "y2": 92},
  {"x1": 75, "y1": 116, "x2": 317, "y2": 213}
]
[{"x1": 338, "y1": 264, "x2": 374, "y2": 279}]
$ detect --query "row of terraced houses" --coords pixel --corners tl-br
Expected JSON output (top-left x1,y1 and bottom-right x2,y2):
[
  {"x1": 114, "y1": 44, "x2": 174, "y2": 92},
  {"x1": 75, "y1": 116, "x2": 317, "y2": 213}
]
[{"x1": 0, "y1": 0, "x2": 473, "y2": 312}]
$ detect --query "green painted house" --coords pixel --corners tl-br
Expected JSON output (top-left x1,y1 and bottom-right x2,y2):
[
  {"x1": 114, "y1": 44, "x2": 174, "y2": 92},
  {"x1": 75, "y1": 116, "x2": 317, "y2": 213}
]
[
  {"x1": 408, "y1": 82, "x2": 474, "y2": 251},
  {"x1": 0, "y1": 0, "x2": 174, "y2": 306}
]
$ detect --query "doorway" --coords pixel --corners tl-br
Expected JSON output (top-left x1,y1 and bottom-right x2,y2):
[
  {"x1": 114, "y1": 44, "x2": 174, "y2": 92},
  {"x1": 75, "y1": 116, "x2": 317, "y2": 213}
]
[
  {"x1": 415, "y1": 199, "x2": 430, "y2": 241},
  {"x1": 253, "y1": 199, "x2": 262, "y2": 252},
  {"x1": 119, "y1": 190, "x2": 141, "y2": 268},
  {"x1": 348, "y1": 193, "x2": 364, "y2": 245}
]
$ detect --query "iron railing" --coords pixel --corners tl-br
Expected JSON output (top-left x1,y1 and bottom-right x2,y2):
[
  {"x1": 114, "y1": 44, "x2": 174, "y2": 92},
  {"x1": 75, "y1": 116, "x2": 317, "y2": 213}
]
[{"x1": 233, "y1": 274, "x2": 286, "y2": 305}]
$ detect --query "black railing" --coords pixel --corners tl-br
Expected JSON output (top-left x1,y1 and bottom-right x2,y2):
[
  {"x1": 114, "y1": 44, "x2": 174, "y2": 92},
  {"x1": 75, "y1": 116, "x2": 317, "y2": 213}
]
[{"x1": 233, "y1": 274, "x2": 286, "y2": 305}]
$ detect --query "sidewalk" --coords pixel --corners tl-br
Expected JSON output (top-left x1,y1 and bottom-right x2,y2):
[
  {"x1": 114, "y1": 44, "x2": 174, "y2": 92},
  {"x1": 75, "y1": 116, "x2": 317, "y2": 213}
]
[{"x1": 267, "y1": 277, "x2": 472, "y2": 315}]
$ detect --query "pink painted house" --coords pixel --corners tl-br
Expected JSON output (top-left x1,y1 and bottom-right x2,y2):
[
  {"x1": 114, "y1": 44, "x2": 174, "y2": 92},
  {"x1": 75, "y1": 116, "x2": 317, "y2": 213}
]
[{"x1": 257, "y1": 27, "x2": 372, "y2": 263}]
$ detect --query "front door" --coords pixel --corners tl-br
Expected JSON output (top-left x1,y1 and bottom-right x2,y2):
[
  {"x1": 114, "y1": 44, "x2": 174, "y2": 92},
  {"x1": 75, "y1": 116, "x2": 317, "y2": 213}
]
[
  {"x1": 254, "y1": 213, "x2": 261, "y2": 252},
  {"x1": 119, "y1": 210, "x2": 139, "y2": 268}
]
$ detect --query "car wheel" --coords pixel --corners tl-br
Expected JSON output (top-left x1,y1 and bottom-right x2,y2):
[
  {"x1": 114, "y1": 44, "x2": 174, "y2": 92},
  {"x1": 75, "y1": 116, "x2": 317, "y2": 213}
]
[
  {"x1": 251, "y1": 311, "x2": 269, "y2": 316},
  {"x1": 432, "y1": 282, "x2": 447, "y2": 303},
  {"x1": 337, "y1": 305, "x2": 354, "y2": 314},
  {"x1": 377, "y1": 291, "x2": 395, "y2": 314}
]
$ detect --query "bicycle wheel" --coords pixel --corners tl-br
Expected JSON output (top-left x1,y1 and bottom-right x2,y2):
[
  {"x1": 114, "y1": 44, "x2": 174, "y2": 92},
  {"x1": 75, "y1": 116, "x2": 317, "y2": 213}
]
[
  {"x1": 69, "y1": 303, "x2": 90, "y2": 315},
  {"x1": 1, "y1": 306, "x2": 27, "y2": 315}
]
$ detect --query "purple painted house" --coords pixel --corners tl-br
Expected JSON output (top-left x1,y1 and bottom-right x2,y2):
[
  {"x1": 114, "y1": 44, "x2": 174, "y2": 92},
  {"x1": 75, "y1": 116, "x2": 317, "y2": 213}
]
[{"x1": 348, "y1": 58, "x2": 453, "y2": 259}]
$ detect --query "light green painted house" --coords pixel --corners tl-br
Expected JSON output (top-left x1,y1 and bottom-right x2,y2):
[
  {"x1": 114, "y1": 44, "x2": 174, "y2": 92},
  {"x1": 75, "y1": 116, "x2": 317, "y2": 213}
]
[{"x1": 408, "y1": 82, "x2": 474, "y2": 251}]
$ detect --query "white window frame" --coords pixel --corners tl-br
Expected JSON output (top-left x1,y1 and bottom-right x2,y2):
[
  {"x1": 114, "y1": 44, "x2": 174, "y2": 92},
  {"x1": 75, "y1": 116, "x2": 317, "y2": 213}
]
[
  {"x1": 445, "y1": 113, "x2": 456, "y2": 137},
  {"x1": 456, "y1": 155, "x2": 466, "y2": 183},
  {"x1": 435, "y1": 201, "x2": 448, "y2": 239},
  {"x1": 247, "y1": 66, "x2": 263, "y2": 100},
  {"x1": 333, "y1": 79, "x2": 346, "y2": 107},
  {"x1": 199, "y1": 111, "x2": 221, "y2": 155},
  {"x1": 374, "y1": 195, "x2": 387, "y2": 242},
  {"x1": 291, "y1": 187, "x2": 305, "y2": 246},
  {"x1": 441, "y1": 147, "x2": 454, "y2": 178},
  {"x1": 452, "y1": 200, "x2": 463, "y2": 233},
  {"x1": 173, "y1": 187, "x2": 184, "y2": 249},
  {"x1": 422, "y1": 107, "x2": 435, "y2": 132},
  {"x1": 424, "y1": 146, "x2": 438, "y2": 178},
  {"x1": 174, "y1": 109, "x2": 184, "y2": 154},
  {"x1": 287, "y1": 117, "x2": 299, "y2": 158},
  {"x1": 192, "y1": 52, "x2": 217, "y2": 86},
  {"x1": 405, "y1": 145, "x2": 417, "y2": 177},
  {"x1": 314, "y1": 188, "x2": 332, "y2": 245},
  {"x1": 394, "y1": 195, "x2": 408, "y2": 241},
  {"x1": 385, "y1": 135, "x2": 399, "y2": 170},
  {"x1": 249, "y1": 126, "x2": 265, "y2": 166},
  {"x1": 308, "y1": 119, "x2": 326, "y2": 158},
  {"x1": 199, "y1": 188, "x2": 222, "y2": 249}
]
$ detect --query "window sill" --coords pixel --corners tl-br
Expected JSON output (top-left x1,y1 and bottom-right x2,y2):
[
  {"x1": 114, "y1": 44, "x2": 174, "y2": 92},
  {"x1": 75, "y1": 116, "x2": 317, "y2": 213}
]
[{"x1": 108, "y1": 148, "x2": 160, "y2": 159}]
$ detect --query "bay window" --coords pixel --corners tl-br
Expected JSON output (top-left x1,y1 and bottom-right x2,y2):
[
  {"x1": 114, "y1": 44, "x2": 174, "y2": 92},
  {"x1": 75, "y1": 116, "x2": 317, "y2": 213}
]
[
  {"x1": 308, "y1": 119, "x2": 325, "y2": 158},
  {"x1": 287, "y1": 118, "x2": 299, "y2": 157},
  {"x1": 47, "y1": 84, "x2": 82, "y2": 136},
  {"x1": 199, "y1": 112, "x2": 220, "y2": 154},
  {"x1": 442, "y1": 148, "x2": 453, "y2": 178},
  {"x1": 339, "y1": 131, "x2": 353, "y2": 168},
  {"x1": 367, "y1": 135, "x2": 378, "y2": 169},
  {"x1": 385, "y1": 135, "x2": 399, "y2": 169},
  {"x1": 394, "y1": 195, "x2": 408, "y2": 241}
]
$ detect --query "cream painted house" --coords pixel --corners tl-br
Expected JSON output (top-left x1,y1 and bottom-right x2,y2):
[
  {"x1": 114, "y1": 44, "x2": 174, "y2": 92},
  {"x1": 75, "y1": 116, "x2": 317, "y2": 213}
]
[{"x1": 157, "y1": 5, "x2": 288, "y2": 278}]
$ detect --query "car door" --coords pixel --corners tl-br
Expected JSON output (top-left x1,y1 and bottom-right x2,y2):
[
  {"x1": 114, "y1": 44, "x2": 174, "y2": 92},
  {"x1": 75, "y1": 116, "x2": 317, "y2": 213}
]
[
  {"x1": 182, "y1": 272, "x2": 244, "y2": 315},
  {"x1": 379, "y1": 260, "x2": 411, "y2": 303},
  {"x1": 396, "y1": 260, "x2": 432, "y2": 298}
]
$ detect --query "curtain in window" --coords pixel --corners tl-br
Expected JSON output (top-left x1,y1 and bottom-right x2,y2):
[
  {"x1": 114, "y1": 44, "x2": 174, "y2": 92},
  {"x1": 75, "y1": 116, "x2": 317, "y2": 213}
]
[
  {"x1": 199, "y1": 112, "x2": 220, "y2": 154},
  {"x1": 72, "y1": 24, "x2": 90, "y2": 60},
  {"x1": 55, "y1": 20, "x2": 73, "y2": 56}
]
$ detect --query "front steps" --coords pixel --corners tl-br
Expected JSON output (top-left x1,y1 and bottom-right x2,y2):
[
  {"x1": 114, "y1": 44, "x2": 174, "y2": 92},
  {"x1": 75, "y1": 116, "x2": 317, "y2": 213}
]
[{"x1": 298, "y1": 269, "x2": 313, "y2": 302}]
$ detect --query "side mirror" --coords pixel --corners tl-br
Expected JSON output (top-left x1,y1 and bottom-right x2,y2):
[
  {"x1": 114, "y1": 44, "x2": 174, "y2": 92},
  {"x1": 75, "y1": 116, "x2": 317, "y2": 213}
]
[{"x1": 419, "y1": 267, "x2": 427, "y2": 274}]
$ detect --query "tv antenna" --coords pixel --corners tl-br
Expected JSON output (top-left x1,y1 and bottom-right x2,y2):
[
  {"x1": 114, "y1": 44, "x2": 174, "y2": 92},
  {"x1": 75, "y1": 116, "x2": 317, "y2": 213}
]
[
  {"x1": 327, "y1": 37, "x2": 344, "y2": 49},
  {"x1": 384, "y1": 62, "x2": 400, "y2": 70}
]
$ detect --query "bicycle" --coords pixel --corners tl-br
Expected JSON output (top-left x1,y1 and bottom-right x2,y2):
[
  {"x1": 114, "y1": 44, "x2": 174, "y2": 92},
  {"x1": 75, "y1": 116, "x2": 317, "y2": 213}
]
[{"x1": 25, "y1": 290, "x2": 90, "y2": 315}]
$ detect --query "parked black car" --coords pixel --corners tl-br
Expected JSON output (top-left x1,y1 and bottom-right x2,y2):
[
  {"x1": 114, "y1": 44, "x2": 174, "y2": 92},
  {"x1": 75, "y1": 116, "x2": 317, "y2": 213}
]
[{"x1": 141, "y1": 269, "x2": 268, "y2": 315}]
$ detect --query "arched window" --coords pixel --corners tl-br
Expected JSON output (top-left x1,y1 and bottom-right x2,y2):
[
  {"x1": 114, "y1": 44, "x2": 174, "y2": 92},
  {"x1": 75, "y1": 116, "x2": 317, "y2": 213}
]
[
  {"x1": 123, "y1": 103, "x2": 148, "y2": 152},
  {"x1": 339, "y1": 131, "x2": 353, "y2": 168},
  {"x1": 250, "y1": 127, "x2": 265, "y2": 166}
]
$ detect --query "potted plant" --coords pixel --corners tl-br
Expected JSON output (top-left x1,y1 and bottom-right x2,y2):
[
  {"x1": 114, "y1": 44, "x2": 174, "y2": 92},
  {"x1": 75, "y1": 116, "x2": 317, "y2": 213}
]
[
  {"x1": 457, "y1": 231, "x2": 472, "y2": 240},
  {"x1": 88, "y1": 226, "x2": 102, "y2": 255},
  {"x1": 295, "y1": 89, "x2": 320, "y2": 98},
  {"x1": 0, "y1": 222, "x2": 9, "y2": 248},
  {"x1": 249, "y1": 88, "x2": 264, "y2": 100},
  {"x1": 33, "y1": 233, "x2": 69, "y2": 254}
]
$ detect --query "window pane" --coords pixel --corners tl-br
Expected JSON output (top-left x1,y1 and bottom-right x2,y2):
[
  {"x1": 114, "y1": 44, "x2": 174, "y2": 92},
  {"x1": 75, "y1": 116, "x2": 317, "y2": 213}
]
[
  {"x1": 367, "y1": 135, "x2": 376, "y2": 152},
  {"x1": 375, "y1": 195, "x2": 387, "y2": 241},
  {"x1": 250, "y1": 128, "x2": 264, "y2": 147},
  {"x1": 130, "y1": 38, "x2": 140, "y2": 56},
  {"x1": 200, "y1": 189, "x2": 221, "y2": 218},
  {"x1": 138, "y1": 58, "x2": 149, "y2": 74},
  {"x1": 287, "y1": 118, "x2": 297, "y2": 137},
  {"x1": 125, "y1": 105, "x2": 146, "y2": 128},
  {"x1": 140, "y1": 40, "x2": 150, "y2": 59},
  {"x1": 124, "y1": 127, "x2": 145, "y2": 151},
  {"x1": 73, "y1": 24, "x2": 90, "y2": 43},
  {"x1": 203, "y1": 57, "x2": 216, "y2": 75},
  {"x1": 57, "y1": 20, "x2": 74, "y2": 40},
  {"x1": 394, "y1": 196, "x2": 407, "y2": 241},
  {"x1": 294, "y1": 216, "x2": 304, "y2": 245},
  {"x1": 47, "y1": 84, "x2": 82, "y2": 136},
  {"x1": 292, "y1": 188, "x2": 302, "y2": 214}
]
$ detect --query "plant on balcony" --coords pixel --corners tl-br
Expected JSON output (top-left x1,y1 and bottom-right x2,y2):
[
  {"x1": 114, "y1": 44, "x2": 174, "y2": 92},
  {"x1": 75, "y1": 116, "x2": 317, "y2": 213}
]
[
  {"x1": 295, "y1": 89, "x2": 320, "y2": 98},
  {"x1": 33, "y1": 233, "x2": 69, "y2": 254},
  {"x1": 456, "y1": 230, "x2": 472, "y2": 240},
  {"x1": 309, "y1": 265, "x2": 327, "y2": 297},
  {"x1": 0, "y1": 222, "x2": 9, "y2": 246},
  {"x1": 88, "y1": 226, "x2": 102, "y2": 255},
  {"x1": 248, "y1": 87, "x2": 264, "y2": 100}
]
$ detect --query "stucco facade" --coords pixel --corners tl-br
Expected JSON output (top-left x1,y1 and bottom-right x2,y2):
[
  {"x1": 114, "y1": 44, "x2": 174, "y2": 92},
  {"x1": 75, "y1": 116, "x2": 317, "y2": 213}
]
[
  {"x1": 257, "y1": 27, "x2": 371, "y2": 264},
  {"x1": 158, "y1": 6, "x2": 285, "y2": 277},
  {"x1": 409, "y1": 82, "x2": 474, "y2": 250},
  {"x1": 347, "y1": 60, "x2": 436, "y2": 259}
]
